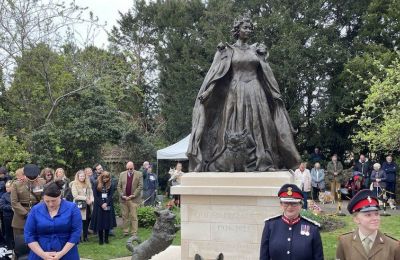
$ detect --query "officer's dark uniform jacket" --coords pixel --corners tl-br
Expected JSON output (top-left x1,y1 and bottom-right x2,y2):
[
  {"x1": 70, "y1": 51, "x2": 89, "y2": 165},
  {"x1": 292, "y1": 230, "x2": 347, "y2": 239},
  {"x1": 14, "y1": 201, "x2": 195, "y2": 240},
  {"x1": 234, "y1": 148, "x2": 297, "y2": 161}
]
[{"x1": 260, "y1": 214, "x2": 324, "y2": 260}]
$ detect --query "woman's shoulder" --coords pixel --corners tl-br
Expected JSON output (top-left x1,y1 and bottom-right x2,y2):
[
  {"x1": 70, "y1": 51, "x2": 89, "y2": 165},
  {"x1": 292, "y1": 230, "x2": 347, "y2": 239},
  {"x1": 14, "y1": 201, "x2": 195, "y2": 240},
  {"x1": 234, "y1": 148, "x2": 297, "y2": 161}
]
[
  {"x1": 61, "y1": 199, "x2": 78, "y2": 209},
  {"x1": 31, "y1": 201, "x2": 46, "y2": 211},
  {"x1": 29, "y1": 201, "x2": 48, "y2": 216}
]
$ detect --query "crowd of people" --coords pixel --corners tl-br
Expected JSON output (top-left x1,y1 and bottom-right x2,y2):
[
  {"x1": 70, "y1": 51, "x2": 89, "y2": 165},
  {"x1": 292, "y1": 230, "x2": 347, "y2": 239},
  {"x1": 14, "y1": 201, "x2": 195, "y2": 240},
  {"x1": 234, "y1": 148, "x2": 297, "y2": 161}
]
[
  {"x1": 0, "y1": 152, "x2": 397, "y2": 259},
  {"x1": 0, "y1": 160, "x2": 182, "y2": 259},
  {"x1": 293, "y1": 149, "x2": 398, "y2": 208}
]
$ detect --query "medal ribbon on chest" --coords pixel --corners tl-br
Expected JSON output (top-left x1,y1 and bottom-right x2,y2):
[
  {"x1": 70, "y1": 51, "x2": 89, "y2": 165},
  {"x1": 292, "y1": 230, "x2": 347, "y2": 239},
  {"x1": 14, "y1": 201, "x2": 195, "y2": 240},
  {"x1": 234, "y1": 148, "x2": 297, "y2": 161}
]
[{"x1": 300, "y1": 224, "x2": 310, "y2": 236}]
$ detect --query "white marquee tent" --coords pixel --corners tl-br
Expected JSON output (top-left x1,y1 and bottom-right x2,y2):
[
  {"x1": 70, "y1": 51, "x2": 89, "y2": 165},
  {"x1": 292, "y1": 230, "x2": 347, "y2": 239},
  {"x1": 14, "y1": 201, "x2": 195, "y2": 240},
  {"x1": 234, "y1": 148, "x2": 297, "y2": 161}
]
[{"x1": 156, "y1": 134, "x2": 190, "y2": 160}]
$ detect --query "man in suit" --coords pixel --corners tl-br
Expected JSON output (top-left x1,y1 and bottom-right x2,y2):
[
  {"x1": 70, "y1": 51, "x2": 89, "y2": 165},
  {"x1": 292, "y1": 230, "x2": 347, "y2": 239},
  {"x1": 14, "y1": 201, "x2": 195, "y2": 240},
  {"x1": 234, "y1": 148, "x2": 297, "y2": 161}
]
[
  {"x1": 326, "y1": 154, "x2": 344, "y2": 200},
  {"x1": 117, "y1": 161, "x2": 143, "y2": 237},
  {"x1": 336, "y1": 189, "x2": 400, "y2": 260}
]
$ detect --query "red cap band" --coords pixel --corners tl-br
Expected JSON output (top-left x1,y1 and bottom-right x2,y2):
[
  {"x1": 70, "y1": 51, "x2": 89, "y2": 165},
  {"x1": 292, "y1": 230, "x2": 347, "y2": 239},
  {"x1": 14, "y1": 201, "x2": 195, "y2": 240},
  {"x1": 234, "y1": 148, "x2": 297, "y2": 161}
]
[
  {"x1": 279, "y1": 191, "x2": 303, "y2": 199},
  {"x1": 352, "y1": 198, "x2": 379, "y2": 212}
]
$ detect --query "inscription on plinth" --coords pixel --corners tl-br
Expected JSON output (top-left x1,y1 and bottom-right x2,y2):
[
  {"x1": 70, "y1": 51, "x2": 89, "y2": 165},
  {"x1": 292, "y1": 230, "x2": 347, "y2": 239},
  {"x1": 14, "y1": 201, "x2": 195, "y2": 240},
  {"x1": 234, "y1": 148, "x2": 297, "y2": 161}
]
[{"x1": 172, "y1": 171, "x2": 293, "y2": 260}]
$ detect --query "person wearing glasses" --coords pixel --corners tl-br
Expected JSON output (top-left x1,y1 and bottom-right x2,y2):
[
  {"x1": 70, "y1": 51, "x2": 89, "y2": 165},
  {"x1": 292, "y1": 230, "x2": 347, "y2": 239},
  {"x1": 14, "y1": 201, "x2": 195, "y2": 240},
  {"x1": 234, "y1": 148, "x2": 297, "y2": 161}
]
[
  {"x1": 117, "y1": 161, "x2": 143, "y2": 237},
  {"x1": 336, "y1": 189, "x2": 400, "y2": 260},
  {"x1": 260, "y1": 184, "x2": 324, "y2": 260},
  {"x1": 40, "y1": 167, "x2": 54, "y2": 185}
]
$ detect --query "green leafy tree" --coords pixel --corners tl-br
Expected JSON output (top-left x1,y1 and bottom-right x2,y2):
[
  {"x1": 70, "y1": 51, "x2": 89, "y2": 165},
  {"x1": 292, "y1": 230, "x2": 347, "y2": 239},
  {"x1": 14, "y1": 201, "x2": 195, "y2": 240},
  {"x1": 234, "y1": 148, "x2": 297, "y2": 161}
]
[
  {"x1": 343, "y1": 56, "x2": 400, "y2": 153},
  {"x1": 29, "y1": 88, "x2": 125, "y2": 172},
  {"x1": 0, "y1": 131, "x2": 31, "y2": 171},
  {"x1": 336, "y1": 0, "x2": 400, "y2": 154},
  {"x1": 2, "y1": 44, "x2": 75, "y2": 134}
]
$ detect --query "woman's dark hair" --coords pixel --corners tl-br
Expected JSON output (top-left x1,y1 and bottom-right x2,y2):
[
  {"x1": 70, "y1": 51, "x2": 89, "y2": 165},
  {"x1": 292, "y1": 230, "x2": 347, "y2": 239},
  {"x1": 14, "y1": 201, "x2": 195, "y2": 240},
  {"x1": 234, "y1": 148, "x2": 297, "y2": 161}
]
[
  {"x1": 43, "y1": 180, "x2": 64, "y2": 197},
  {"x1": 231, "y1": 13, "x2": 254, "y2": 39}
]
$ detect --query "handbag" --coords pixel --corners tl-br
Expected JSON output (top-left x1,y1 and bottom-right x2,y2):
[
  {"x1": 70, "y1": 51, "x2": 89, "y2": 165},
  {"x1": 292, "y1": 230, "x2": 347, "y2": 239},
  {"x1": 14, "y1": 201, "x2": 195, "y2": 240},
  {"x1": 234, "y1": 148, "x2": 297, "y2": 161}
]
[{"x1": 75, "y1": 200, "x2": 87, "y2": 209}]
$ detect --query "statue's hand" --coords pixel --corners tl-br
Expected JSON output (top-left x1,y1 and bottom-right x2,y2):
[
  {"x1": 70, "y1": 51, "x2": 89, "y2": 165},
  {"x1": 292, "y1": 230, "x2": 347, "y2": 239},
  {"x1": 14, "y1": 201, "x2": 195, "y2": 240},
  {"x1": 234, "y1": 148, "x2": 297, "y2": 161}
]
[
  {"x1": 256, "y1": 44, "x2": 269, "y2": 58},
  {"x1": 256, "y1": 44, "x2": 267, "y2": 54},
  {"x1": 198, "y1": 92, "x2": 209, "y2": 104}
]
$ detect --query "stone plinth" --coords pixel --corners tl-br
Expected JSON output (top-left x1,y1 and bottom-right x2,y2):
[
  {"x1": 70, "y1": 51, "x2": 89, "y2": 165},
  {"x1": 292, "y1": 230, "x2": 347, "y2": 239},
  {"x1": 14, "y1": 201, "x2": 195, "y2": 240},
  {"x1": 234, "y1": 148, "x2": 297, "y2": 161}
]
[{"x1": 171, "y1": 171, "x2": 293, "y2": 260}]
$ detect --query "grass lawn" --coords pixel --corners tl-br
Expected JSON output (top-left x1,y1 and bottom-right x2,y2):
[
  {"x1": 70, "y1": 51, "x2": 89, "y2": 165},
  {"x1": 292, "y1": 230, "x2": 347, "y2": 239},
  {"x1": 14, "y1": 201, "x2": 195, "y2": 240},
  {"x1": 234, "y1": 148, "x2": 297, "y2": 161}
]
[
  {"x1": 78, "y1": 214, "x2": 399, "y2": 260},
  {"x1": 78, "y1": 227, "x2": 181, "y2": 260},
  {"x1": 321, "y1": 214, "x2": 400, "y2": 260}
]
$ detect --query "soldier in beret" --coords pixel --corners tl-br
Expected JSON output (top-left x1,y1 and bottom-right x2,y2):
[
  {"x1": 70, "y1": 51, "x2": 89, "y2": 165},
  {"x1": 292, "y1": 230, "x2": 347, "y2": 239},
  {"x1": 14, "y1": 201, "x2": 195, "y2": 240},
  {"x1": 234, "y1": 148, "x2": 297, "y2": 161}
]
[
  {"x1": 260, "y1": 183, "x2": 324, "y2": 260},
  {"x1": 336, "y1": 189, "x2": 400, "y2": 260},
  {"x1": 11, "y1": 164, "x2": 46, "y2": 239}
]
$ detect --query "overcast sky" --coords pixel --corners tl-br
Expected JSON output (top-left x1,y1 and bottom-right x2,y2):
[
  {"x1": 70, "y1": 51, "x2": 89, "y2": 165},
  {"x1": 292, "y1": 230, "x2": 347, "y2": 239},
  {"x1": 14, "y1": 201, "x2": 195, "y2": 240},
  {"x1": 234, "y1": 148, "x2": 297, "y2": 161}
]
[{"x1": 72, "y1": 0, "x2": 134, "y2": 48}]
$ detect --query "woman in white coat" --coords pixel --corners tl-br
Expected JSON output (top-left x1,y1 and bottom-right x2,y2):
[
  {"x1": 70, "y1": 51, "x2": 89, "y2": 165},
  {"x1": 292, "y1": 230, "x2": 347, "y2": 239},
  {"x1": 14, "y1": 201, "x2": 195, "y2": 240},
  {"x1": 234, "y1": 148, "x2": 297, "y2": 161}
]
[
  {"x1": 71, "y1": 170, "x2": 94, "y2": 242},
  {"x1": 294, "y1": 162, "x2": 312, "y2": 209}
]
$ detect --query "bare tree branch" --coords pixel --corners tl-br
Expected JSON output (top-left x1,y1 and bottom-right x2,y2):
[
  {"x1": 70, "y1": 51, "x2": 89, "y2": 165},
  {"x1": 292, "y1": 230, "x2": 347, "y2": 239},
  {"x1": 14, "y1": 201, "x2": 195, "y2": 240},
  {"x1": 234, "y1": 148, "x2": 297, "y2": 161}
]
[{"x1": 46, "y1": 79, "x2": 99, "y2": 121}]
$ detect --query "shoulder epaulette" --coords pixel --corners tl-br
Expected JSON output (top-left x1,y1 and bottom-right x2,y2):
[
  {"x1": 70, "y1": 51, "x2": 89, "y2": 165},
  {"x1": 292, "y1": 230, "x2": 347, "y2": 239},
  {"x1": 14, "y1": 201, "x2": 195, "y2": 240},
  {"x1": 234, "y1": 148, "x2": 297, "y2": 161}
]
[
  {"x1": 337, "y1": 231, "x2": 353, "y2": 240},
  {"x1": 301, "y1": 216, "x2": 321, "y2": 227},
  {"x1": 384, "y1": 233, "x2": 399, "y2": 241},
  {"x1": 339, "y1": 231, "x2": 352, "y2": 236},
  {"x1": 264, "y1": 215, "x2": 281, "y2": 222},
  {"x1": 217, "y1": 42, "x2": 226, "y2": 51}
]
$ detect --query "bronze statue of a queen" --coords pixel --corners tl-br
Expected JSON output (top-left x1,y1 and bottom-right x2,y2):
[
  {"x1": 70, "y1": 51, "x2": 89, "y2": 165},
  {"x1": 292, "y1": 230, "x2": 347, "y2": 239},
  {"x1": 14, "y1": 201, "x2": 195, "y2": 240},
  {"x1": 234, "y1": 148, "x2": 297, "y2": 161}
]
[{"x1": 187, "y1": 13, "x2": 300, "y2": 172}]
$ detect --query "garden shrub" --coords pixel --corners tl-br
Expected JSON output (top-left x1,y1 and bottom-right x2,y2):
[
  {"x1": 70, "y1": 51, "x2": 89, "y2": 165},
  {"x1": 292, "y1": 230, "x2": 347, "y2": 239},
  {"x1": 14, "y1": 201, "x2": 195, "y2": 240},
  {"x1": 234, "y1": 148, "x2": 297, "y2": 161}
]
[
  {"x1": 138, "y1": 206, "x2": 157, "y2": 228},
  {"x1": 301, "y1": 210, "x2": 346, "y2": 232}
]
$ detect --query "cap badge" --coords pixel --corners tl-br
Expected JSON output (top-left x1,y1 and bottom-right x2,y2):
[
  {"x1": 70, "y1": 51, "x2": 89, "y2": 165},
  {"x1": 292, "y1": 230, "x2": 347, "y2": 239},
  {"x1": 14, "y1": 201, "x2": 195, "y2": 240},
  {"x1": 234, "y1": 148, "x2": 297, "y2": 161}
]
[
  {"x1": 287, "y1": 187, "x2": 293, "y2": 196},
  {"x1": 367, "y1": 196, "x2": 372, "y2": 203}
]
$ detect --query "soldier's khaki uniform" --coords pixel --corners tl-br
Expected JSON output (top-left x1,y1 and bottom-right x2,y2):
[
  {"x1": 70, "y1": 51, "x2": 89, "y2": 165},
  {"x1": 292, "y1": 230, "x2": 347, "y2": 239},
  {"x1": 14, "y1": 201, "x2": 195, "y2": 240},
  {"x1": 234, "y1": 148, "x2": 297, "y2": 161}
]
[
  {"x1": 336, "y1": 230, "x2": 400, "y2": 260},
  {"x1": 11, "y1": 177, "x2": 46, "y2": 234}
]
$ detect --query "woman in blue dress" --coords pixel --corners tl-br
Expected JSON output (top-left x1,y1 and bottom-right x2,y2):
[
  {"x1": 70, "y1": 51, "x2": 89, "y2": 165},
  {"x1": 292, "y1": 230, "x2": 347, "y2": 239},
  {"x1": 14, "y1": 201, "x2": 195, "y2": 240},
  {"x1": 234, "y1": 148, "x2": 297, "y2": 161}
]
[{"x1": 24, "y1": 180, "x2": 82, "y2": 260}]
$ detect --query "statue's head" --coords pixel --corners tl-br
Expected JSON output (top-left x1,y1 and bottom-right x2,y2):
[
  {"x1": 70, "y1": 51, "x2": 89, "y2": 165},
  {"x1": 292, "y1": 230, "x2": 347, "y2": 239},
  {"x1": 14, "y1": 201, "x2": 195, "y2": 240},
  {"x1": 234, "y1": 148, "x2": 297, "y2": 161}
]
[{"x1": 231, "y1": 11, "x2": 254, "y2": 39}]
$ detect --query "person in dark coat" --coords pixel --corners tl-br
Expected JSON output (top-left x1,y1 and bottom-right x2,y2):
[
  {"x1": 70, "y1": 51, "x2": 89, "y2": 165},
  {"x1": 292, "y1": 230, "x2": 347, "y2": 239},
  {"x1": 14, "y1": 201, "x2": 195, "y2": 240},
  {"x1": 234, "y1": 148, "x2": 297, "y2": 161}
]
[
  {"x1": 0, "y1": 180, "x2": 14, "y2": 249},
  {"x1": 90, "y1": 163, "x2": 103, "y2": 187},
  {"x1": 143, "y1": 165, "x2": 158, "y2": 206},
  {"x1": 90, "y1": 171, "x2": 117, "y2": 245},
  {"x1": 382, "y1": 155, "x2": 397, "y2": 199},
  {"x1": 353, "y1": 154, "x2": 372, "y2": 189},
  {"x1": 24, "y1": 180, "x2": 82, "y2": 259},
  {"x1": 0, "y1": 166, "x2": 10, "y2": 246},
  {"x1": 310, "y1": 147, "x2": 326, "y2": 165},
  {"x1": 260, "y1": 184, "x2": 324, "y2": 260}
]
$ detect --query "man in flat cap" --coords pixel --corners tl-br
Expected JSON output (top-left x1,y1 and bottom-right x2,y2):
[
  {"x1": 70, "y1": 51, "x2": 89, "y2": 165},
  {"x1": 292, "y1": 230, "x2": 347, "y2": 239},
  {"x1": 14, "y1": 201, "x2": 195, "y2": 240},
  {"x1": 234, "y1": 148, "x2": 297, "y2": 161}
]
[
  {"x1": 260, "y1": 183, "x2": 324, "y2": 260},
  {"x1": 11, "y1": 164, "x2": 46, "y2": 238},
  {"x1": 336, "y1": 189, "x2": 400, "y2": 260}
]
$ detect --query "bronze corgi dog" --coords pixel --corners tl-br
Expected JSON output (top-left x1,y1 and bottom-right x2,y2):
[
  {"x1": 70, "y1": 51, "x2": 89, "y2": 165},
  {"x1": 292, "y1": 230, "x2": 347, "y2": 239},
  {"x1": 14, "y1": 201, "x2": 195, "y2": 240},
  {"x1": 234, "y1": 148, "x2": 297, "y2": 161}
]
[{"x1": 126, "y1": 209, "x2": 179, "y2": 260}]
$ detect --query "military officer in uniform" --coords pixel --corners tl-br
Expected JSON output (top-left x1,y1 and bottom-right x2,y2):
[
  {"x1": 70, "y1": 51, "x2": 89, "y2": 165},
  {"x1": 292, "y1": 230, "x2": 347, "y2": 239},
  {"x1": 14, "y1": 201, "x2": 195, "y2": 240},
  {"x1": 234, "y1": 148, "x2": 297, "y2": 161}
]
[
  {"x1": 336, "y1": 189, "x2": 400, "y2": 260},
  {"x1": 260, "y1": 183, "x2": 324, "y2": 260},
  {"x1": 11, "y1": 164, "x2": 46, "y2": 238}
]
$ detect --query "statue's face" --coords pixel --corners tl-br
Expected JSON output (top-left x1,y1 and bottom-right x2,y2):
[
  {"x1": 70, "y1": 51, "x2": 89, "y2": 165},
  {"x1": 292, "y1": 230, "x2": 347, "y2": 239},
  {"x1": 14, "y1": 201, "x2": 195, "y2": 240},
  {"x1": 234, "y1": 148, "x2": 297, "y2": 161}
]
[{"x1": 239, "y1": 21, "x2": 252, "y2": 40}]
